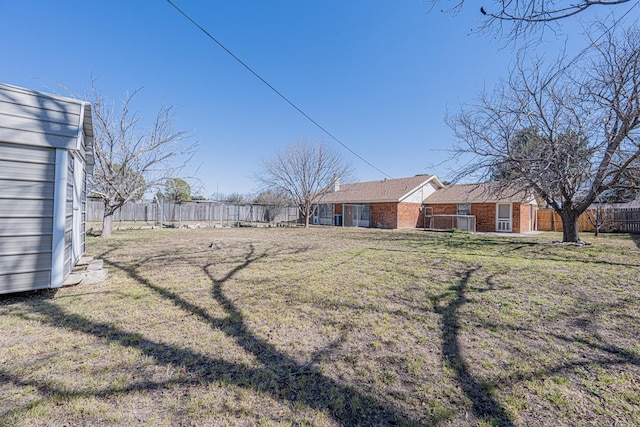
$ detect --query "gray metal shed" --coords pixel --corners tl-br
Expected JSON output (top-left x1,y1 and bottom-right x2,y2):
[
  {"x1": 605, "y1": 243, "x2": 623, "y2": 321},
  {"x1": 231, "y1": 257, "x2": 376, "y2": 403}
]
[{"x1": 0, "y1": 82, "x2": 95, "y2": 294}]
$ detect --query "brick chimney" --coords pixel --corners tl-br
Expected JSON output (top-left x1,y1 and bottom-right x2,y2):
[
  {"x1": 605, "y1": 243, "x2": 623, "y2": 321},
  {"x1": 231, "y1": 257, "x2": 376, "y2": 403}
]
[{"x1": 332, "y1": 175, "x2": 340, "y2": 192}]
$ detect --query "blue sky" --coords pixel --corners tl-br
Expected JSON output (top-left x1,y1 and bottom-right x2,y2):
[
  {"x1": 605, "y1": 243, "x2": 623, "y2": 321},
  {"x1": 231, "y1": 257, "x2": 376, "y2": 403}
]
[{"x1": 0, "y1": 1, "x2": 615, "y2": 197}]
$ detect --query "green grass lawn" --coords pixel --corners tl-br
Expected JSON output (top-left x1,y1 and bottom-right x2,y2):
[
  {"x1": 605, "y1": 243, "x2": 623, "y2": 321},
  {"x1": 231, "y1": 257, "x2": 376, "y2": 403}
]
[{"x1": 1, "y1": 227, "x2": 639, "y2": 426}]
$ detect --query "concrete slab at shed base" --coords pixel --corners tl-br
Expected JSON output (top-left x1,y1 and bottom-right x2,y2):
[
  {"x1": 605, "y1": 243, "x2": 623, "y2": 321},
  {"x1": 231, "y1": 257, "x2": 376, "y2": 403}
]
[{"x1": 63, "y1": 257, "x2": 108, "y2": 287}]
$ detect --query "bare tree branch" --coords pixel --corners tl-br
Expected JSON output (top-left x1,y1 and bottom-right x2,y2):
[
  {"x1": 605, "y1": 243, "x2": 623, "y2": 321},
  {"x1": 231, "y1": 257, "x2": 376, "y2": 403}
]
[
  {"x1": 447, "y1": 26, "x2": 640, "y2": 242},
  {"x1": 433, "y1": 0, "x2": 637, "y2": 40},
  {"x1": 89, "y1": 83, "x2": 197, "y2": 237},
  {"x1": 253, "y1": 139, "x2": 354, "y2": 228}
]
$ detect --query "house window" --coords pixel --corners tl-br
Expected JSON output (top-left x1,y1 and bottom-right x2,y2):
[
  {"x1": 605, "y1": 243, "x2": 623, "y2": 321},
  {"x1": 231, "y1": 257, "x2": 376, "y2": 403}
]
[
  {"x1": 344, "y1": 204, "x2": 371, "y2": 227},
  {"x1": 359, "y1": 204, "x2": 371, "y2": 221},
  {"x1": 457, "y1": 203, "x2": 471, "y2": 216},
  {"x1": 456, "y1": 203, "x2": 473, "y2": 231},
  {"x1": 317, "y1": 203, "x2": 334, "y2": 225},
  {"x1": 497, "y1": 203, "x2": 511, "y2": 219}
]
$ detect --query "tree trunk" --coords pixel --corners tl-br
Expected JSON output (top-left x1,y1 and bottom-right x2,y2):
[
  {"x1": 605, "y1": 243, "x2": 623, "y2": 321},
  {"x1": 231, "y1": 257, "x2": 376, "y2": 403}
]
[
  {"x1": 560, "y1": 210, "x2": 580, "y2": 242},
  {"x1": 304, "y1": 206, "x2": 310, "y2": 228},
  {"x1": 102, "y1": 212, "x2": 113, "y2": 238}
]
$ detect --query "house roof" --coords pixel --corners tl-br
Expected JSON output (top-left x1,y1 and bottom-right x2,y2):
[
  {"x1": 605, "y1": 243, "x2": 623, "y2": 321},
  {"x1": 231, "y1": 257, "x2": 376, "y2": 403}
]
[
  {"x1": 317, "y1": 175, "x2": 442, "y2": 204},
  {"x1": 423, "y1": 182, "x2": 536, "y2": 204}
]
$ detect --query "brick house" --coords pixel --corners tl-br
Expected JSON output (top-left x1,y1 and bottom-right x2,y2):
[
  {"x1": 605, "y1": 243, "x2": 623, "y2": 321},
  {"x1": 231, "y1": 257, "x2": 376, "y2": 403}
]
[
  {"x1": 422, "y1": 182, "x2": 538, "y2": 233},
  {"x1": 313, "y1": 175, "x2": 444, "y2": 229}
]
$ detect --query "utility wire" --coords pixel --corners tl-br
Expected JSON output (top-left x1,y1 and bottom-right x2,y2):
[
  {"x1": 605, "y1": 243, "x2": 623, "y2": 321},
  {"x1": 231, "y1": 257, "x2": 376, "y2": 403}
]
[{"x1": 166, "y1": 0, "x2": 393, "y2": 179}]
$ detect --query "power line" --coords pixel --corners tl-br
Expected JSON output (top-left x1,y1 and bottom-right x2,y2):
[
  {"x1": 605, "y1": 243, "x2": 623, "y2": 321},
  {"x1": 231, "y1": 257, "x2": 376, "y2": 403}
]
[{"x1": 166, "y1": 0, "x2": 393, "y2": 179}]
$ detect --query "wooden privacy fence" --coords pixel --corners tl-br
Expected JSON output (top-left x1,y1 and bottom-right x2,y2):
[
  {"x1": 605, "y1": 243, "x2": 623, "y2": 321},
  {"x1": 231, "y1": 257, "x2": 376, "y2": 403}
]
[
  {"x1": 611, "y1": 207, "x2": 640, "y2": 233},
  {"x1": 537, "y1": 209, "x2": 594, "y2": 232},
  {"x1": 87, "y1": 200, "x2": 299, "y2": 228},
  {"x1": 537, "y1": 207, "x2": 640, "y2": 233}
]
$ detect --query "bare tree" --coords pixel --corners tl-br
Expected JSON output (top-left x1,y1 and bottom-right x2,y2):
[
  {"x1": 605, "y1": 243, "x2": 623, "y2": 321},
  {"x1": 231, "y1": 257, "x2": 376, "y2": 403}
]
[
  {"x1": 254, "y1": 189, "x2": 291, "y2": 223},
  {"x1": 254, "y1": 139, "x2": 353, "y2": 228},
  {"x1": 434, "y1": 0, "x2": 636, "y2": 40},
  {"x1": 90, "y1": 86, "x2": 196, "y2": 237},
  {"x1": 586, "y1": 205, "x2": 616, "y2": 236},
  {"x1": 448, "y1": 26, "x2": 640, "y2": 242}
]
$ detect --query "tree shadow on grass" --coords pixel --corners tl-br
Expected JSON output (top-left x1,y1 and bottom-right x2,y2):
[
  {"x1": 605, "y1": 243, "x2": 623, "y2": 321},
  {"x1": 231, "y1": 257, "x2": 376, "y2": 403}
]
[
  {"x1": 427, "y1": 275, "x2": 639, "y2": 425},
  {"x1": 3, "y1": 243, "x2": 426, "y2": 426},
  {"x1": 477, "y1": 312, "x2": 640, "y2": 386},
  {"x1": 430, "y1": 267, "x2": 515, "y2": 427}
]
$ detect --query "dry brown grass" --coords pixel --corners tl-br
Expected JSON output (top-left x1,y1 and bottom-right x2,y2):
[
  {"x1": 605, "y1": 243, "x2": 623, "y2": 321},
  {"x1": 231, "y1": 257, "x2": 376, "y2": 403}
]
[{"x1": 1, "y1": 227, "x2": 639, "y2": 426}]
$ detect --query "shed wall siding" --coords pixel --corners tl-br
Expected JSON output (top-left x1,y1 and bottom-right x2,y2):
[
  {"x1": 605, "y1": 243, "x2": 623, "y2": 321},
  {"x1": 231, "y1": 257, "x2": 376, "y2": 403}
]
[
  {"x1": 0, "y1": 84, "x2": 82, "y2": 150},
  {"x1": 0, "y1": 142, "x2": 55, "y2": 293},
  {"x1": 0, "y1": 83, "x2": 93, "y2": 295}
]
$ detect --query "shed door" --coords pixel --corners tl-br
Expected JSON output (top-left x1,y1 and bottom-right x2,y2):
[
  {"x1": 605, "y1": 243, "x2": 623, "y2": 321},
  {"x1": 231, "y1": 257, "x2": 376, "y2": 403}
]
[
  {"x1": 0, "y1": 142, "x2": 55, "y2": 293},
  {"x1": 496, "y1": 203, "x2": 512, "y2": 232}
]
